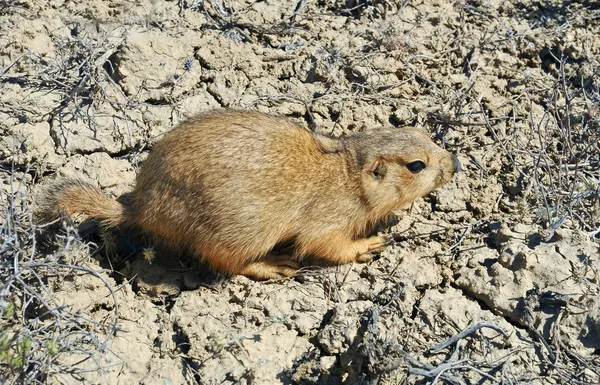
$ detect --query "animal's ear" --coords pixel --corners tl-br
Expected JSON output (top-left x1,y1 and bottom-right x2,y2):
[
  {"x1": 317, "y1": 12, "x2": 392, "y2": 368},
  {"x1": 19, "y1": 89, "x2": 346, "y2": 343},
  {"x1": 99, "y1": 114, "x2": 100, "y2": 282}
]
[
  {"x1": 364, "y1": 157, "x2": 387, "y2": 180},
  {"x1": 314, "y1": 135, "x2": 344, "y2": 154}
]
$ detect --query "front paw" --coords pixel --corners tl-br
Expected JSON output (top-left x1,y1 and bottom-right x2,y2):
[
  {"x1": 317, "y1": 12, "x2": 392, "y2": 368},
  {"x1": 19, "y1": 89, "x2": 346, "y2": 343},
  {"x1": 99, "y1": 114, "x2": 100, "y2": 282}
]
[{"x1": 366, "y1": 235, "x2": 390, "y2": 253}]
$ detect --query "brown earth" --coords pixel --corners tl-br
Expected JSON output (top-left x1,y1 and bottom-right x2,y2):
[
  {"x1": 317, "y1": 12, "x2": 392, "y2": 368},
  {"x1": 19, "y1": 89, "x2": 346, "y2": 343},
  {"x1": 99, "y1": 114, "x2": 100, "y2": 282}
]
[{"x1": 1, "y1": 0, "x2": 599, "y2": 384}]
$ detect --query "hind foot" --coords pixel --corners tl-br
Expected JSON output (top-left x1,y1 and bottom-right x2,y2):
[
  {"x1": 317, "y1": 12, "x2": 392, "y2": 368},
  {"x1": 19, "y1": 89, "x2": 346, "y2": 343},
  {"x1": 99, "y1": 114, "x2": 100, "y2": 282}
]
[{"x1": 239, "y1": 255, "x2": 301, "y2": 280}]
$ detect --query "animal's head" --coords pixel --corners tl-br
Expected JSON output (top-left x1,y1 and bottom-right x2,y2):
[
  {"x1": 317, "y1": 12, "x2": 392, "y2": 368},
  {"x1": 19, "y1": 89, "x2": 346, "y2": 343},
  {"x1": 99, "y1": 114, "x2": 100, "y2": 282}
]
[{"x1": 348, "y1": 127, "x2": 460, "y2": 214}]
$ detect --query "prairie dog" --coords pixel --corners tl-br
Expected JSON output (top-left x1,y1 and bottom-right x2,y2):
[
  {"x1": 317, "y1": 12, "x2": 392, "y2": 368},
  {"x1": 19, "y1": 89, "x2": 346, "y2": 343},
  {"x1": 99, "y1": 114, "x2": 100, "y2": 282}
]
[{"x1": 46, "y1": 110, "x2": 460, "y2": 280}]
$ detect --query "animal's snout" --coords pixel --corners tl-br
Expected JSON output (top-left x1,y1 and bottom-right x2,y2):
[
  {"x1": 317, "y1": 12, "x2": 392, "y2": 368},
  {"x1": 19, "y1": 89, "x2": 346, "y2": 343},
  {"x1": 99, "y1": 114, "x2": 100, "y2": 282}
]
[{"x1": 451, "y1": 154, "x2": 461, "y2": 174}]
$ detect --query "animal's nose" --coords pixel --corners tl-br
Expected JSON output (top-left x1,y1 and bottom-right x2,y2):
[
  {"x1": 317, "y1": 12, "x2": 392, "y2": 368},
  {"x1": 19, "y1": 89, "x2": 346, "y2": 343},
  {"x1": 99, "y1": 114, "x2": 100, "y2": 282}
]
[{"x1": 451, "y1": 154, "x2": 461, "y2": 173}]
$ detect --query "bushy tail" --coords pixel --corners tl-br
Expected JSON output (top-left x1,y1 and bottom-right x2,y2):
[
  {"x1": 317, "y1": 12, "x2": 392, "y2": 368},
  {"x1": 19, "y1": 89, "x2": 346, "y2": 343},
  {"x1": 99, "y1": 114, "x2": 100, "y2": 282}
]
[{"x1": 40, "y1": 179, "x2": 125, "y2": 227}]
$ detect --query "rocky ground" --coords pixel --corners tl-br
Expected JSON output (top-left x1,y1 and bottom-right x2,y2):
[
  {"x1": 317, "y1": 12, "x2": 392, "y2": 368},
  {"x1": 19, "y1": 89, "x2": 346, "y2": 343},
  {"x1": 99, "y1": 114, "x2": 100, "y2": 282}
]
[{"x1": 1, "y1": 0, "x2": 599, "y2": 384}]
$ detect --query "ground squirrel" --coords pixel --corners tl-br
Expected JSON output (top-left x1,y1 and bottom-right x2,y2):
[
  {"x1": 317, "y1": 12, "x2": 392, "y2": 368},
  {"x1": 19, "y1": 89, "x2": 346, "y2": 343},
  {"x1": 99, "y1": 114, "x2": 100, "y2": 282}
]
[{"x1": 45, "y1": 110, "x2": 461, "y2": 280}]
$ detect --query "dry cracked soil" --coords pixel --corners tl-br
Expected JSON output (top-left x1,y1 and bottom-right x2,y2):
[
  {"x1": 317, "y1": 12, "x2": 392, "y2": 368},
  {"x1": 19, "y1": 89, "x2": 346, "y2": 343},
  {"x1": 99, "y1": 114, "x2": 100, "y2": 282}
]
[{"x1": 1, "y1": 0, "x2": 599, "y2": 384}]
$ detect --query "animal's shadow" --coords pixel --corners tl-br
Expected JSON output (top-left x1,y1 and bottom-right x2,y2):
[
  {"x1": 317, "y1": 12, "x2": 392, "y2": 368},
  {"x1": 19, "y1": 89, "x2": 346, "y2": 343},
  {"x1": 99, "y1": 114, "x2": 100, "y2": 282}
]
[
  {"x1": 43, "y1": 206, "x2": 400, "y2": 303},
  {"x1": 73, "y1": 217, "x2": 227, "y2": 300}
]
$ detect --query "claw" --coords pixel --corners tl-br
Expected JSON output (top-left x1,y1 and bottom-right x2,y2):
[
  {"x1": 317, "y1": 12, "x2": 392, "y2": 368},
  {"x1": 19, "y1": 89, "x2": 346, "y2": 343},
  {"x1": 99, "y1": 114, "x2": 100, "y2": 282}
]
[{"x1": 383, "y1": 233, "x2": 396, "y2": 245}]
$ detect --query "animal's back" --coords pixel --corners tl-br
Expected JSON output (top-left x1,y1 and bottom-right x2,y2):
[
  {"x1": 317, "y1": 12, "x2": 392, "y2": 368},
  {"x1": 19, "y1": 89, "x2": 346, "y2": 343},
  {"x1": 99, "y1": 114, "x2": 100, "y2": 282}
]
[{"x1": 128, "y1": 111, "x2": 341, "y2": 267}]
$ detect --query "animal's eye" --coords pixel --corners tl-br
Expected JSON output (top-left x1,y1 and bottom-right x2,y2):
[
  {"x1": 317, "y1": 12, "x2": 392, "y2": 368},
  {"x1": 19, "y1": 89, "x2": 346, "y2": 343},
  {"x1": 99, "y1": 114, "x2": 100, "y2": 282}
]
[{"x1": 406, "y1": 160, "x2": 426, "y2": 173}]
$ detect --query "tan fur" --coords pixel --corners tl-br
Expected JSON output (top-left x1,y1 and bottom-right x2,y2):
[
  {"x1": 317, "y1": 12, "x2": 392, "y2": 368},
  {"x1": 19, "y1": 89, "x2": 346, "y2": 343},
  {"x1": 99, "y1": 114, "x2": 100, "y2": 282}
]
[
  {"x1": 43, "y1": 110, "x2": 460, "y2": 280},
  {"x1": 42, "y1": 179, "x2": 124, "y2": 228}
]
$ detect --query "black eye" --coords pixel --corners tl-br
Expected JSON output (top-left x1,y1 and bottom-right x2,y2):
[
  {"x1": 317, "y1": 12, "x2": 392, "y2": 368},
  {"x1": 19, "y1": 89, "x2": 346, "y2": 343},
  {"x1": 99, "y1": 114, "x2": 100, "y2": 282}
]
[{"x1": 406, "y1": 160, "x2": 426, "y2": 173}]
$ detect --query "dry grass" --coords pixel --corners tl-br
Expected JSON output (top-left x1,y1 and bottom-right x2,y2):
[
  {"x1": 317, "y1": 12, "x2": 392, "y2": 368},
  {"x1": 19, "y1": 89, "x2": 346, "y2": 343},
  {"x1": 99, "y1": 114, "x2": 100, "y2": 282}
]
[
  {"x1": 0, "y1": 150, "x2": 120, "y2": 384},
  {"x1": 522, "y1": 57, "x2": 600, "y2": 239}
]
